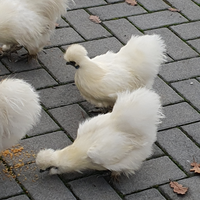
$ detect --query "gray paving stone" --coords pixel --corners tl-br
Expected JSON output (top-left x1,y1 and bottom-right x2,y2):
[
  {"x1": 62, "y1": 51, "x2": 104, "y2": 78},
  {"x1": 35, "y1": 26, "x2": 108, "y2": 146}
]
[
  {"x1": 150, "y1": 144, "x2": 165, "y2": 159},
  {"x1": 67, "y1": 9, "x2": 111, "y2": 40},
  {"x1": 182, "y1": 122, "x2": 200, "y2": 145},
  {"x1": 38, "y1": 48, "x2": 75, "y2": 83},
  {"x1": 13, "y1": 163, "x2": 76, "y2": 200},
  {"x1": 1, "y1": 55, "x2": 41, "y2": 73},
  {"x1": 61, "y1": 169, "x2": 95, "y2": 182},
  {"x1": 159, "y1": 57, "x2": 200, "y2": 82},
  {"x1": 188, "y1": 38, "x2": 200, "y2": 53},
  {"x1": 28, "y1": 109, "x2": 60, "y2": 136},
  {"x1": 138, "y1": 0, "x2": 169, "y2": 11},
  {"x1": 193, "y1": 0, "x2": 200, "y2": 3},
  {"x1": 157, "y1": 128, "x2": 200, "y2": 173},
  {"x1": 69, "y1": 175, "x2": 122, "y2": 200},
  {"x1": 153, "y1": 76, "x2": 183, "y2": 106},
  {"x1": 103, "y1": 19, "x2": 143, "y2": 44},
  {"x1": 88, "y1": 3, "x2": 147, "y2": 20},
  {"x1": 50, "y1": 104, "x2": 88, "y2": 139},
  {"x1": 0, "y1": 162, "x2": 23, "y2": 199},
  {"x1": 40, "y1": 83, "x2": 83, "y2": 109},
  {"x1": 159, "y1": 102, "x2": 200, "y2": 130},
  {"x1": 172, "y1": 79, "x2": 200, "y2": 110},
  {"x1": 68, "y1": 0, "x2": 106, "y2": 9},
  {"x1": 6, "y1": 195, "x2": 30, "y2": 200},
  {"x1": 2, "y1": 131, "x2": 71, "y2": 166},
  {"x1": 0, "y1": 62, "x2": 10, "y2": 75},
  {"x1": 14, "y1": 68, "x2": 57, "y2": 89},
  {"x1": 125, "y1": 188, "x2": 166, "y2": 200},
  {"x1": 107, "y1": 0, "x2": 122, "y2": 2},
  {"x1": 113, "y1": 156, "x2": 186, "y2": 194},
  {"x1": 145, "y1": 28, "x2": 198, "y2": 60},
  {"x1": 48, "y1": 27, "x2": 84, "y2": 47},
  {"x1": 160, "y1": 176, "x2": 200, "y2": 200},
  {"x1": 171, "y1": 21, "x2": 200, "y2": 40},
  {"x1": 167, "y1": 0, "x2": 200, "y2": 20},
  {"x1": 56, "y1": 17, "x2": 69, "y2": 27},
  {"x1": 128, "y1": 10, "x2": 187, "y2": 30}
]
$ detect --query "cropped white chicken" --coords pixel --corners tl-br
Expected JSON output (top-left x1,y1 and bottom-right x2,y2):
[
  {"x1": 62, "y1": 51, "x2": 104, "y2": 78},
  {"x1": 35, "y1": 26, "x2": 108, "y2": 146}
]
[
  {"x1": 0, "y1": 0, "x2": 71, "y2": 58},
  {"x1": 36, "y1": 88, "x2": 163, "y2": 177},
  {"x1": 0, "y1": 78, "x2": 41, "y2": 152},
  {"x1": 64, "y1": 34, "x2": 166, "y2": 108}
]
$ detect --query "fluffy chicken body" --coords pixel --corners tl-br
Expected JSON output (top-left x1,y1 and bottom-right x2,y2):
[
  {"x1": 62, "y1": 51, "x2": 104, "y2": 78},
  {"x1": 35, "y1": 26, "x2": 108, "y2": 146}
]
[
  {"x1": 0, "y1": 78, "x2": 41, "y2": 152},
  {"x1": 64, "y1": 34, "x2": 166, "y2": 108},
  {"x1": 36, "y1": 88, "x2": 163, "y2": 177},
  {"x1": 0, "y1": 0, "x2": 70, "y2": 56}
]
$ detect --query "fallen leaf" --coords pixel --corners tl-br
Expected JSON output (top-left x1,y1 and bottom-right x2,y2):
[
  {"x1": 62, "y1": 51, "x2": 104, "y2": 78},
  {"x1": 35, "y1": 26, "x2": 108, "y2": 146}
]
[
  {"x1": 169, "y1": 180, "x2": 188, "y2": 195},
  {"x1": 190, "y1": 161, "x2": 200, "y2": 173},
  {"x1": 89, "y1": 15, "x2": 101, "y2": 24},
  {"x1": 125, "y1": 0, "x2": 137, "y2": 6},
  {"x1": 168, "y1": 7, "x2": 180, "y2": 12}
]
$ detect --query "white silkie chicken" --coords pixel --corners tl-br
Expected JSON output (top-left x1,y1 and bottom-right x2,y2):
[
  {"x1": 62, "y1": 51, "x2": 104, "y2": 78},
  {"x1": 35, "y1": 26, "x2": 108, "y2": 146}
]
[
  {"x1": 0, "y1": 78, "x2": 41, "y2": 152},
  {"x1": 0, "y1": 0, "x2": 71, "y2": 59},
  {"x1": 36, "y1": 88, "x2": 163, "y2": 177},
  {"x1": 64, "y1": 34, "x2": 166, "y2": 108}
]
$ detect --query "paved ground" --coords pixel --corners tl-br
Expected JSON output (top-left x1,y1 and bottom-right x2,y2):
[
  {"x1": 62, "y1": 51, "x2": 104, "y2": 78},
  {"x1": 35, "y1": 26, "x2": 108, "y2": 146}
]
[{"x1": 0, "y1": 0, "x2": 200, "y2": 199}]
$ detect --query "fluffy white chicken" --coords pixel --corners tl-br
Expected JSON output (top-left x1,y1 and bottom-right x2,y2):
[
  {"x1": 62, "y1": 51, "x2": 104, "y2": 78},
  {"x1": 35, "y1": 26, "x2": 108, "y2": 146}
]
[
  {"x1": 36, "y1": 88, "x2": 163, "y2": 177},
  {"x1": 0, "y1": 78, "x2": 41, "y2": 152},
  {"x1": 0, "y1": 0, "x2": 71, "y2": 59},
  {"x1": 64, "y1": 34, "x2": 166, "y2": 108}
]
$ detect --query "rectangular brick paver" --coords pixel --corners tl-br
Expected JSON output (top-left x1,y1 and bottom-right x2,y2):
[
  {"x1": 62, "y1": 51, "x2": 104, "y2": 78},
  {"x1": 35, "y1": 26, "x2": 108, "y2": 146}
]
[
  {"x1": 126, "y1": 188, "x2": 166, "y2": 200},
  {"x1": 160, "y1": 57, "x2": 200, "y2": 82},
  {"x1": 69, "y1": 175, "x2": 122, "y2": 200},
  {"x1": 157, "y1": 128, "x2": 200, "y2": 173},
  {"x1": 146, "y1": 28, "x2": 198, "y2": 60},
  {"x1": 113, "y1": 156, "x2": 186, "y2": 194},
  {"x1": 159, "y1": 102, "x2": 200, "y2": 130},
  {"x1": 67, "y1": 9, "x2": 111, "y2": 40},
  {"x1": 167, "y1": 0, "x2": 200, "y2": 20},
  {"x1": 88, "y1": 3, "x2": 146, "y2": 20},
  {"x1": 159, "y1": 176, "x2": 200, "y2": 200},
  {"x1": 171, "y1": 79, "x2": 200, "y2": 111},
  {"x1": 171, "y1": 21, "x2": 200, "y2": 40},
  {"x1": 128, "y1": 10, "x2": 187, "y2": 30}
]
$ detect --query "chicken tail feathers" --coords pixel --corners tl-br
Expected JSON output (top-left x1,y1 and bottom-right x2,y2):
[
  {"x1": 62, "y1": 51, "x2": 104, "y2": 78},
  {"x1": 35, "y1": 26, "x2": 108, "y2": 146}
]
[
  {"x1": 111, "y1": 88, "x2": 164, "y2": 137},
  {"x1": 118, "y1": 34, "x2": 166, "y2": 88}
]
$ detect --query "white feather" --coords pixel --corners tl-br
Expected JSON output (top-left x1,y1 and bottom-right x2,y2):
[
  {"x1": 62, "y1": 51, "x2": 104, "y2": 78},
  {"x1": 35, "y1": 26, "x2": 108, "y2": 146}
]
[
  {"x1": 36, "y1": 88, "x2": 164, "y2": 176},
  {"x1": 0, "y1": 78, "x2": 41, "y2": 151},
  {"x1": 64, "y1": 34, "x2": 166, "y2": 108},
  {"x1": 0, "y1": 0, "x2": 71, "y2": 55}
]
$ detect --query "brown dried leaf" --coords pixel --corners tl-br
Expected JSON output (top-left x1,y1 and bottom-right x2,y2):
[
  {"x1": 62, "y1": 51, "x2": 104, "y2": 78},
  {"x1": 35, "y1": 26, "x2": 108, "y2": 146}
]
[
  {"x1": 89, "y1": 15, "x2": 101, "y2": 24},
  {"x1": 125, "y1": 0, "x2": 137, "y2": 6},
  {"x1": 169, "y1": 181, "x2": 188, "y2": 195},
  {"x1": 190, "y1": 161, "x2": 200, "y2": 173},
  {"x1": 168, "y1": 7, "x2": 180, "y2": 12}
]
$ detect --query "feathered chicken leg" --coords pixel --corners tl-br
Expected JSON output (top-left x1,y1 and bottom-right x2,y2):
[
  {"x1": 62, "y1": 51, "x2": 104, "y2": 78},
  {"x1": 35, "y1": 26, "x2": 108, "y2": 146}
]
[{"x1": 0, "y1": 44, "x2": 23, "y2": 62}]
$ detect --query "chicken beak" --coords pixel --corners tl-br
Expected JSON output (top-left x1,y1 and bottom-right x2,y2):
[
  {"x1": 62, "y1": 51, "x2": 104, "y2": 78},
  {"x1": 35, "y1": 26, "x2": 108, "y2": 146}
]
[
  {"x1": 39, "y1": 169, "x2": 46, "y2": 173},
  {"x1": 39, "y1": 166, "x2": 53, "y2": 173},
  {"x1": 66, "y1": 61, "x2": 80, "y2": 69},
  {"x1": 39, "y1": 166, "x2": 58, "y2": 173}
]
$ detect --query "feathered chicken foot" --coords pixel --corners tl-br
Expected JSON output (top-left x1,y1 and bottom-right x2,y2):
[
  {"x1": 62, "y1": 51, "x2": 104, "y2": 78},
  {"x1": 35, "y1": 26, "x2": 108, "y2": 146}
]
[
  {"x1": 110, "y1": 171, "x2": 121, "y2": 182},
  {"x1": 0, "y1": 45, "x2": 23, "y2": 62},
  {"x1": 14, "y1": 53, "x2": 37, "y2": 63}
]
